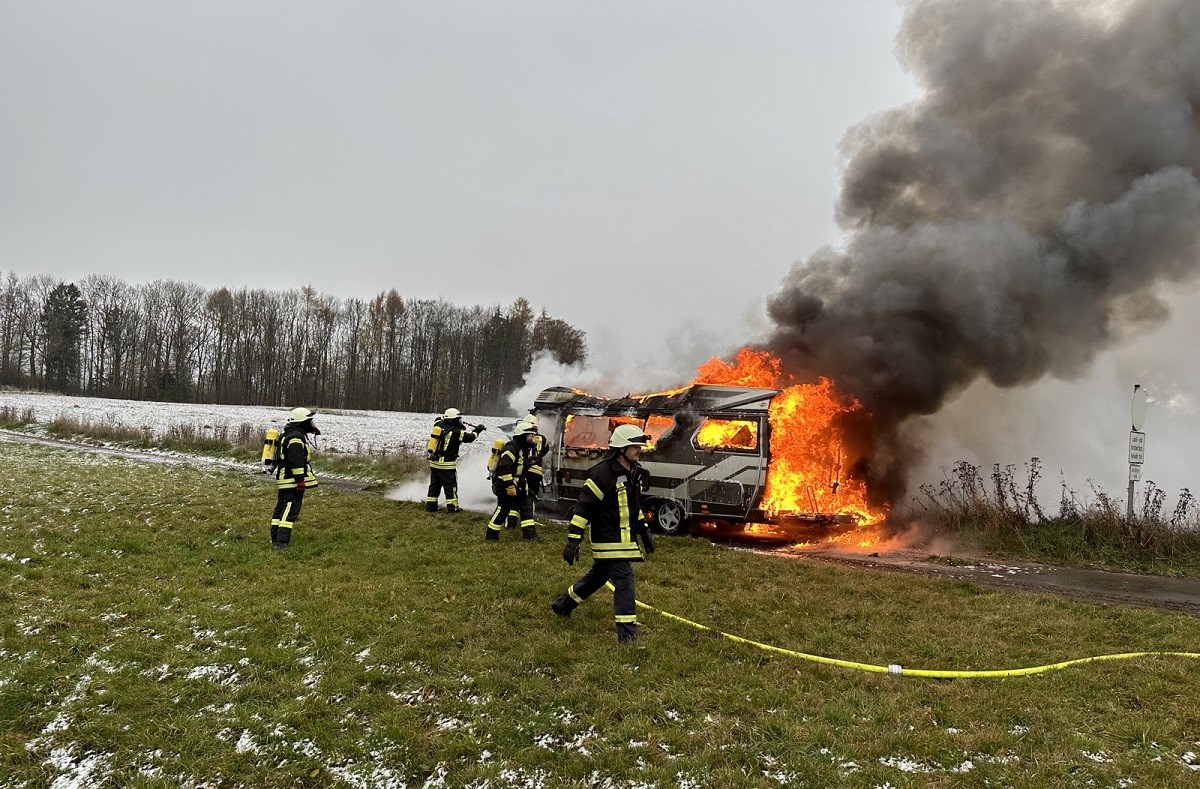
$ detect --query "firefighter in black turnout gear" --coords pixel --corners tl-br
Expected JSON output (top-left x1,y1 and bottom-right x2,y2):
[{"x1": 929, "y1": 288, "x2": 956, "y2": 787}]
[
  {"x1": 426, "y1": 407, "x2": 485, "y2": 512},
  {"x1": 521, "y1": 413, "x2": 549, "y2": 502},
  {"x1": 486, "y1": 420, "x2": 540, "y2": 541},
  {"x1": 270, "y1": 407, "x2": 320, "y2": 550},
  {"x1": 552, "y1": 424, "x2": 656, "y2": 642}
]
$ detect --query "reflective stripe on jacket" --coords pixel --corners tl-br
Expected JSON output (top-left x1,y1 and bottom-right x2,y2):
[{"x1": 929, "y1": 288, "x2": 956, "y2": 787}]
[
  {"x1": 275, "y1": 428, "x2": 318, "y2": 490},
  {"x1": 492, "y1": 439, "x2": 528, "y2": 493},
  {"x1": 427, "y1": 418, "x2": 478, "y2": 469},
  {"x1": 567, "y1": 454, "x2": 646, "y2": 562}
]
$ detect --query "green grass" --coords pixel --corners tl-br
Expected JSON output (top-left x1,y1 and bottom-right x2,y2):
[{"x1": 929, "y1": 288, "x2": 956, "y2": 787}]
[{"x1": 2, "y1": 441, "x2": 1200, "y2": 786}]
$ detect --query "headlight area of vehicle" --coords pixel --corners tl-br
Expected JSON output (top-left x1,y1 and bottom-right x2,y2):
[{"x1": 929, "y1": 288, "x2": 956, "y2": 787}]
[{"x1": 528, "y1": 347, "x2": 888, "y2": 543}]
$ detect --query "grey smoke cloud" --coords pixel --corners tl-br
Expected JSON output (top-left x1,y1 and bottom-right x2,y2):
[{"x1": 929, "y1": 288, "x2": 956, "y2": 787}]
[{"x1": 765, "y1": 0, "x2": 1200, "y2": 501}]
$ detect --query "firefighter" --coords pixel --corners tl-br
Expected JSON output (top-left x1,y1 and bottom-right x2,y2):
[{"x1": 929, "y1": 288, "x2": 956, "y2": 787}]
[
  {"x1": 521, "y1": 413, "x2": 549, "y2": 501},
  {"x1": 270, "y1": 407, "x2": 321, "y2": 550},
  {"x1": 551, "y1": 423, "x2": 655, "y2": 643},
  {"x1": 426, "y1": 407, "x2": 485, "y2": 512},
  {"x1": 486, "y1": 420, "x2": 540, "y2": 541}
]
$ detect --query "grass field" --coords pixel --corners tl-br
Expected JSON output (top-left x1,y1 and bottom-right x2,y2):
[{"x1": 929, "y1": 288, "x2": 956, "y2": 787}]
[{"x1": 2, "y1": 440, "x2": 1200, "y2": 787}]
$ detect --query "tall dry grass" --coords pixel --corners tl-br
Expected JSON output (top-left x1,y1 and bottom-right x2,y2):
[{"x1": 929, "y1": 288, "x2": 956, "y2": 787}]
[{"x1": 911, "y1": 458, "x2": 1200, "y2": 573}]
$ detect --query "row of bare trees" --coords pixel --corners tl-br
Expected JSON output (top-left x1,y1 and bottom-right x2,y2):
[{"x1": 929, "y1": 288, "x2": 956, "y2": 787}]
[{"x1": 0, "y1": 272, "x2": 587, "y2": 414}]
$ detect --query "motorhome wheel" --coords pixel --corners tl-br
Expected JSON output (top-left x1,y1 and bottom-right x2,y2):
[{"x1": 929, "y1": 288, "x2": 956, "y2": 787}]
[{"x1": 655, "y1": 500, "x2": 688, "y2": 536}]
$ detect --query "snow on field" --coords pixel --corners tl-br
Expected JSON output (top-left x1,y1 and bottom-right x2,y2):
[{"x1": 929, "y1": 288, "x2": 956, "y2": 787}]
[
  {"x1": 0, "y1": 390, "x2": 511, "y2": 453},
  {"x1": 0, "y1": 390, "x2": 517, "y2": 511}
]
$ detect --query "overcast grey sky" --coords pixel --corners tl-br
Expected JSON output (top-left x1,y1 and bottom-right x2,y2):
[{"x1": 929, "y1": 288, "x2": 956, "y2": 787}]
[
  {"x1": 0, "y1": 0, "x2": 918, "y2": 365},
  {"x1": 6, "y1": 1, "x2": 1200, "y2": 503}
]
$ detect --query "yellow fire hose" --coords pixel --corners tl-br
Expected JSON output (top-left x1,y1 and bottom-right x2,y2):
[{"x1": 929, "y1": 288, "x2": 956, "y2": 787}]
[{"x1": 635, "y1": 599, "x2": 1200, "y2": 678}]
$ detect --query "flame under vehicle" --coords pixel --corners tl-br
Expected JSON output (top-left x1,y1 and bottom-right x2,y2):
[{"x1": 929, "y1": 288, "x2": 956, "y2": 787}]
[{"x1": 529, "y1": 384, "x2": 857, "y2": 536}]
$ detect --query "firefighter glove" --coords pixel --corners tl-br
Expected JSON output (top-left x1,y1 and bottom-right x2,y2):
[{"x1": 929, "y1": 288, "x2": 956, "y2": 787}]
[
  {"x1": 639, "y1": 525, "x2": 655, "y2": 554},
  {"x1": 506, "y1": 484, "x2": 518, "y2": 498},
  {"x1": 474, "y1": 424, "x2": 486, "y2": 434},
  {"x1": 296, "y1": 478, "x2": 306, "y2": 491},
  {"x1": 562, "y1": 539, "x2": 580, "y2": 566}
]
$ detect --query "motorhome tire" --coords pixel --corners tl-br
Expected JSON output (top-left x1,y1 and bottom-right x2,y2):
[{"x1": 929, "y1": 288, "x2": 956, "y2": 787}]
[{"x1": 654, "y1": 500, "x2": 688, "y2": 536}]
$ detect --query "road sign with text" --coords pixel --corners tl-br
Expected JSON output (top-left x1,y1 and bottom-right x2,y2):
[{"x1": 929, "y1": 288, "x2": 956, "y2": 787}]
[{"x1": 1129, "y1": 430, "x2": 1145, "y2": 465}]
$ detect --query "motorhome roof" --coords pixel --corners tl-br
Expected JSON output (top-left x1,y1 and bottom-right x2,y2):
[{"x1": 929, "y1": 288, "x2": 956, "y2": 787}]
[{"x1": 533, "y1": 384, "x2": 779, "y2": 415}]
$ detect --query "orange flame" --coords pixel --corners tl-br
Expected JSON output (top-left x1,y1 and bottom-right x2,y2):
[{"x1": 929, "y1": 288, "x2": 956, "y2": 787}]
[
  {"x1": 692, "y1": 348, "x2": 886, "y2": 526},
  {"x1": 695, "y1": 419, "x2": 759, "y2": 452}
]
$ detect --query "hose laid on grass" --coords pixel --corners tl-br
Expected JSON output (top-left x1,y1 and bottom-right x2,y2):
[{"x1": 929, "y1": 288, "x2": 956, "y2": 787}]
[{"x1": 635, "y1": 599, "x2": 1200, "y2": 678}]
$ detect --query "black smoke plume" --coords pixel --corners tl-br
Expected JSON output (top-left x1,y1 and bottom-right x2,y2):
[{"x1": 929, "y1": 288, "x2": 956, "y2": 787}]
[{"x1": 766, "y1": 0, "x2": 1200, "y2": 504}]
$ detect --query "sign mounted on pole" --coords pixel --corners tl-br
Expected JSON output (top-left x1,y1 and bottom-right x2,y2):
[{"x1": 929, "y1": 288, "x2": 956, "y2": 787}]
[
  {"x1": 1128, "y1": 430, "x2": 1146, "y2": 464},
  {"x1": 1126, "y1": 384, "x2": 1147, "y2": 521},
  {"x1": 1131, "y1": 385, "x2": 1147, "y2": 431}
]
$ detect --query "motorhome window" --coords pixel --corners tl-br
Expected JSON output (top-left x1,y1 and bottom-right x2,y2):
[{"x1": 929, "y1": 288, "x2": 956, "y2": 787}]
[
  {"x1": 694, "y1": 418, "x2": 758, "y2": 452},
  {"x1": 563, "y1": 414, "x2": 676, "y2": 450},
  {"x1": 562, "y1": 415, "x2": 612, "y2": 449},
  {"x1": 643, "y1": 414, "x2": 674, "y2": 447}
]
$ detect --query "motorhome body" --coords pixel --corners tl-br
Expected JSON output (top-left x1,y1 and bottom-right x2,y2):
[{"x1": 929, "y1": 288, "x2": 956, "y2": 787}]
[{"x1": 529, "y1": 384, "x2": 853, "y2": 536}]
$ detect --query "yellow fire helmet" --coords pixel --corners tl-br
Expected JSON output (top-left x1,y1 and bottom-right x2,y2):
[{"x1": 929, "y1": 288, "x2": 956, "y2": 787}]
[{"x1": 514, "y1": 418, "x2": 538, "y2": 436}]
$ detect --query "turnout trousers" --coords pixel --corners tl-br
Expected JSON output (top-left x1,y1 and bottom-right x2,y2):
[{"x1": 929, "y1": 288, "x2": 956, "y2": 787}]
[
  {"x1": 486, "y1": 491, "x2": 537, "y2": 540},
  {"x1": 553, "y1": 559, "x2": 638, "y2": 642},
  {"x1": 271, "y1": 488, "x2": 305, "y2": 547},
  {"x1": 426, "y1": 467, "x2": 460, "y2": 511}
]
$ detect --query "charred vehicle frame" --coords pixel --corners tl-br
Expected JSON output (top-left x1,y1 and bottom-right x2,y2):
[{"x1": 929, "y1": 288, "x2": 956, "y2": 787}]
[{"x1": 527, "y1": 384, "x2": 853, "y2": 536}]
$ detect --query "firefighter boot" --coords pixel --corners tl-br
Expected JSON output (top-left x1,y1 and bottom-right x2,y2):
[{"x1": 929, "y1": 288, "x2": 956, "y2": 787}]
[
  {"x1": 274, "y1": 527, "x2": 292, "y2": 550},
  {"x1": 617, "y1": 623, "x2": 639, "y2": 643},
  {"x1": 270, "y1": 524, "x2": 278, "y2": 545},
  {"x1": 425, "y1": 502, "x2": 438, "y2": 513},
  {"x1": 485, "y1": 527, "x2": 500, "y2": 542},
  {"x1": 551, "y1": 595, "x2": 574, "y2": 618},
  {"x1": 521, "y1": 525, "x2": 539, "y2": 541},
  {"x1": 446, "y1": 504, "x2": 460, "y2": 513}
]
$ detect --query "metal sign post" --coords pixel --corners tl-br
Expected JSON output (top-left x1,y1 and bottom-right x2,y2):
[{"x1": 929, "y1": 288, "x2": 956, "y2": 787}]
[{"x1": 1127, "y1": 384, "x2": 1147, "y2": 519}]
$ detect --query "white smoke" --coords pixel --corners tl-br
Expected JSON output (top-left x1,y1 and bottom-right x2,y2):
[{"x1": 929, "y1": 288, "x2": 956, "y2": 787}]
[{"x1": 506, "y1": 316, "x2": 765, "y2": 412}]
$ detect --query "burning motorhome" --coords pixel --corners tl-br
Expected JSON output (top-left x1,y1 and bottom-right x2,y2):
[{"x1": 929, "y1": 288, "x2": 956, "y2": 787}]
[{"x1": 528, "y1": 348, "x2": 886, "y2": 537}]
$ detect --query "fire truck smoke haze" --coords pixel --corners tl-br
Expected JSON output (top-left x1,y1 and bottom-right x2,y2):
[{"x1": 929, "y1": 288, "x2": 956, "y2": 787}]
[{"x1": 765, "y1": 0, "x2": 1200, "y2": 500}]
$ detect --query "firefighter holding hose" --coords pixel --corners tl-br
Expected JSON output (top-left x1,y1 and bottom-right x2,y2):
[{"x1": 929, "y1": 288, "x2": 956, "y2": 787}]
[
  {"x1": 426, "y1": 407, "x2": 485, "y2": 513},
  {"x1": 269, "y1": 407, "x2": 321, "y2": 550},
  {"x1": 551, "y1": 423, "x2": 655, "y2": 643}
]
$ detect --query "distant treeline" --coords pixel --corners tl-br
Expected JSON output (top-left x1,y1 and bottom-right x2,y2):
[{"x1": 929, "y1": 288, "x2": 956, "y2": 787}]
[{"x1": 0, "y1": 272, "x2": 587, "y2": 414}]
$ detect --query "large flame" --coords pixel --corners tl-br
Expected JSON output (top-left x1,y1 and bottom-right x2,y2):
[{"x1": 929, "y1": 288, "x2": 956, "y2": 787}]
[{"x1": 692, "y1": 348, "x2": 886, "y2": 525}]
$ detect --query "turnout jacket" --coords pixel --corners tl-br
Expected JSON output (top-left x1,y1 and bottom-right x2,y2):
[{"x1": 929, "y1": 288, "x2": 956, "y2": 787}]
[
  {"x1": 567, "y1": 453, "x2": 648, "y2": 562},
  {"x1": 427, "y1": 418, "x2": 479, "y2": 469},
  {"x1": 525, "y1": 432, "x2": 549, "y2": 495},
  {"x1": 491, "y1": 438, "x2": 531, "y2": 495},
  {"x1": 276, "y1": 427, "x2": 319, "y2": 490}
]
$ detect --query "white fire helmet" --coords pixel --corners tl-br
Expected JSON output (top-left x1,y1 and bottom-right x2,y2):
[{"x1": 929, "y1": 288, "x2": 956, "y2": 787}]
[
  {"x1": 443, "y1": 407, "x2": 462, "y2": 420},
  {"x1": 287, "y1": 407, "x2": 317, "y2": 424},
  {"x1": 524, "y1": 413, "x2": 540, "y2": 428},
  {"x1": 609, "y1": 423, "x2": 651, "y2": 448}
]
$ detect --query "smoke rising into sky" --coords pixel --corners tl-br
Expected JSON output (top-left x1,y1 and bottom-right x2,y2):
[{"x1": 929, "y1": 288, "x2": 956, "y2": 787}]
[{"x1": 764, "y1": 0, "x2": 1200, "y2": 500}]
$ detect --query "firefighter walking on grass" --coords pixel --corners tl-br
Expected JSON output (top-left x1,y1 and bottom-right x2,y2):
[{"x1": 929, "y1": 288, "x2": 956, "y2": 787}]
[
  {"x1": 270, "y1": 407, "x2": 320, "y2": 550},
  {"x1": 426, "y1": 407, "x2": 485, "y2": 513},
  {"x1": 486, "y1": 419, "x2": 540, "y2": 541},
  {"x1": 552, "y1": 424, "x2": 655, "y2": 643}
]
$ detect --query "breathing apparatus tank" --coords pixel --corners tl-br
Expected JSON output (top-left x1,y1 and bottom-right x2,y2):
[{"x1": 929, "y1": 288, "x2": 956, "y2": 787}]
[
  {"x1": 486, "y1": 437, "x2": 506, "y2": 476},
  {"x1": 261, "y1": 427, "x2": 280, "y2": 472},
  {"x1": 427, "y1": 424, "x2": 444, "y2": 456}
]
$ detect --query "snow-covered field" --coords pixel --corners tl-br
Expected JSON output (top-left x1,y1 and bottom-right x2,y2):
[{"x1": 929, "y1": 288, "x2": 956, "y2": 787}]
[{"x1": 0, "y1": 390, "x2": 513, "y2": 511}]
